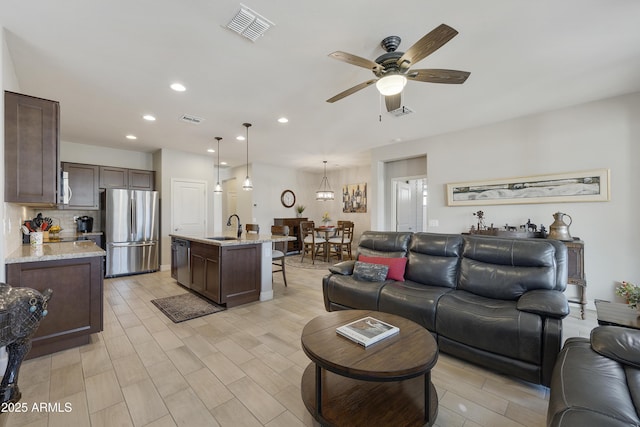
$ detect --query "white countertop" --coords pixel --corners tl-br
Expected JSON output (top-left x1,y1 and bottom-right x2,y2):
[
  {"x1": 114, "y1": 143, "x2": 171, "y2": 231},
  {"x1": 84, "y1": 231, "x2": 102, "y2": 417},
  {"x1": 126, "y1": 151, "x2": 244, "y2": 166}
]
[
  {"x1": 170, "y1": 233, "x2": 295, "y2": 246},
  {"x1": 5, "y1": 241, "x2": 106, "y2": 264}
]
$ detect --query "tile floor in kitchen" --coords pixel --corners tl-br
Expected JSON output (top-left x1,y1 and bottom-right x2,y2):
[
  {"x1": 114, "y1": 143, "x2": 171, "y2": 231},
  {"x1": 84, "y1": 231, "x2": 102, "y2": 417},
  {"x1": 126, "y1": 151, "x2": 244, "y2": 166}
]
[{"x1": 5, "y1": 262, "x2": 597, "y2": 427}]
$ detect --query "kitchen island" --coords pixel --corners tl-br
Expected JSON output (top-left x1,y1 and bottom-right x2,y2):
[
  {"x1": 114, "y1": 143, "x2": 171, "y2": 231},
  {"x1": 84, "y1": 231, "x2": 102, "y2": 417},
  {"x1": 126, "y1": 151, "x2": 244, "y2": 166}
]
[
  {"x1": 5, "y1": 241, "x2": 105, "y2": 358},
  {"x1": 170, "y1": 233, "x2": 294, "y2": 307}
]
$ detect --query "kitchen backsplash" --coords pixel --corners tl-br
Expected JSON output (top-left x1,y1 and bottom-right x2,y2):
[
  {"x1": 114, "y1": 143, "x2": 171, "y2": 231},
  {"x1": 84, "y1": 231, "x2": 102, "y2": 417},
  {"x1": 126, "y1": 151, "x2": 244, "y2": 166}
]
[{"x1": 29, "y1": 209, "x2": 102, "y2": 234}]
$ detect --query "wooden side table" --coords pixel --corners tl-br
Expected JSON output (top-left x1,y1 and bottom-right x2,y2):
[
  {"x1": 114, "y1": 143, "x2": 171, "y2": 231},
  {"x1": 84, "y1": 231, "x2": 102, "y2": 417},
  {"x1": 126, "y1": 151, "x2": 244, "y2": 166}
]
[
  {"x1": 564, "y1": 240, "x2": 586, "y2": 320},
  {"x1": 595, "y1": 300, "x2": 640, "y2": 330},
  {"x1": 301, "y1": 310, "x2": 439, "y2": 426}
]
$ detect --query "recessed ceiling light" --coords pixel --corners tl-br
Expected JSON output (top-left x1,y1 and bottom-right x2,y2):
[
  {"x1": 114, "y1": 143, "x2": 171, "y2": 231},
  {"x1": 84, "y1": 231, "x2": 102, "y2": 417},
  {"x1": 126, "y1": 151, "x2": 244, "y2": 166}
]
[
  {"x1": 207, "y1": 148, "x2": 215, "y2": 153},
  {"x1": 143, "y1": 114, "x2": 156, "y2": 121},
  {"x1": 170, "y1": 83, "x2": 186, "y2": 92},
  {"x1": 126, "y1": 135, "x2": 137, "y2": 140},
  {"x1": 220, "y1": 161, "x2": 228, "y2": 166},
  {"x1": 277, "y1": 117, "x2": 288, "y2": 123},
  {"x1": 236, "y1": 135, "x2": 245, "y2": 141}
]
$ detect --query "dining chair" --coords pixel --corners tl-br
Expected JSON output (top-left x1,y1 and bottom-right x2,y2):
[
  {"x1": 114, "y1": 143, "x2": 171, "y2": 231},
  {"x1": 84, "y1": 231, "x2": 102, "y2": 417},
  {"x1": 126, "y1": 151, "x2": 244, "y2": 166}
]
[
  {"x1": 271, "y1": 225, "x2": 289, "y2": 286},
  {"x1": 329, "y1": 220, "x2": 354, "y2": 260},
  {"x1": 300, "y1": 221, "x2": 326, "y2": 264},
  {"x1": 245, "y1": 224, "x2": 260, "y2": 234}
]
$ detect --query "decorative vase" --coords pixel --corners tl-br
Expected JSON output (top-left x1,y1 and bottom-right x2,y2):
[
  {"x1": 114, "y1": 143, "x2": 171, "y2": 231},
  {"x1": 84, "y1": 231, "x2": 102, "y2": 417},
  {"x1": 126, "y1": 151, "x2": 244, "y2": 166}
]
[{"x1": 296, "y1": 212, "x2": 302, "y2": 218}]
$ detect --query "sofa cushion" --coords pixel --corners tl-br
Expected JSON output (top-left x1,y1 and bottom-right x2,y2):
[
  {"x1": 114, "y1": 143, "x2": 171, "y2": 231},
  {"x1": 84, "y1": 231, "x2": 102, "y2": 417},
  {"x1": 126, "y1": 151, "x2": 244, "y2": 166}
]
[
  {"x1": 591, "y1": 326, "x2": 640, "y2": 369},
  {"x1": 459, "y1": 236, "x2": 560, "y2": 300},
  {"x1": 405, "y1": 233, "x2": 463, "y2": 288},
  {"x1": 436, "y1": 290, "x2": 542, "y2": 364},
  {"x1": 353, "y1": 261, "x2": 389, "y2": 282},
  {"x1": 358, "y1": 255, "x2": 407, "y2": 281},
  {"x1": 379, "y1": 280, "x2": 451, "y2": 331},
  {"x1": 356, "y1": 231, "x2": 412, "y2": 258},
  {"x1": 324, "y1": 274, "x2": 389, "y2": 310},
  {"x1": 547, "y1": 337, "x2": 640, "y2": 427}
]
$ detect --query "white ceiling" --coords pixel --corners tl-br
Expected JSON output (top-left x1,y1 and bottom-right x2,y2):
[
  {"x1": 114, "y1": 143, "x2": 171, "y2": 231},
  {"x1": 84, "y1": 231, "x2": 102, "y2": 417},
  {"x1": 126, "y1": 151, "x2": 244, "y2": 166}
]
[{"x1": 2, "y1": 0, "x2": 640, "y2": 172}]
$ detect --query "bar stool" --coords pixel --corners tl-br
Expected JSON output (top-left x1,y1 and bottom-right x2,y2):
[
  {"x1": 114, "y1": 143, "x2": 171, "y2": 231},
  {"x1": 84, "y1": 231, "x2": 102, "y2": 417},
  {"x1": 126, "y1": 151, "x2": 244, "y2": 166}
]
[{"x1": 271, "y1": 225, "x2": 289, "y2": 286}]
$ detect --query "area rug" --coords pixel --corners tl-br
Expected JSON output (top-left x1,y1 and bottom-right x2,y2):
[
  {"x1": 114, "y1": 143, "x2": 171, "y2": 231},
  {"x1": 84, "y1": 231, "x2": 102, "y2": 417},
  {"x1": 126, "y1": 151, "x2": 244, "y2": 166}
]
[{"x1": 151, "y1": 292, "x2": 225, "y2": 323}]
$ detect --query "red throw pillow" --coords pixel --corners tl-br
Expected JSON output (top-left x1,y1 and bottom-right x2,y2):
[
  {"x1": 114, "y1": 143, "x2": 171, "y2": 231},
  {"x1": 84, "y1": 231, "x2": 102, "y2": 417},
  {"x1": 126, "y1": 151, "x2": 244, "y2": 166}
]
[{"x1": 358, "y1": 255, "x2": 407, "y2": 281}]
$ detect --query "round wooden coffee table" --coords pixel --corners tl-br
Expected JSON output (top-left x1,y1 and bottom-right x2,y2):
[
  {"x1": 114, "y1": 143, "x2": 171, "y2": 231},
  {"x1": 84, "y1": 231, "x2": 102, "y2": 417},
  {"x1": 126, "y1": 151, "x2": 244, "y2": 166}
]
[{"x1": 301, "y1": 310, "x2": 438, "y2": 426}]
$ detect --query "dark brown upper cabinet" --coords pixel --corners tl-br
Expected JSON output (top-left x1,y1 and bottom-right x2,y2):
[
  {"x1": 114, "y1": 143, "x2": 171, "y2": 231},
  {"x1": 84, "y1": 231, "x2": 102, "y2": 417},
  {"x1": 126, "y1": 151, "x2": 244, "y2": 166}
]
[
  {"x1": 4, "y1": 91, "x2": 60, "y2": 205},
  {"x1": 100, "y1": 166, "x2": 154, "y2": 190},
  {"x1": 62, "y1": 162, "x2": 100, "y2": 210}
]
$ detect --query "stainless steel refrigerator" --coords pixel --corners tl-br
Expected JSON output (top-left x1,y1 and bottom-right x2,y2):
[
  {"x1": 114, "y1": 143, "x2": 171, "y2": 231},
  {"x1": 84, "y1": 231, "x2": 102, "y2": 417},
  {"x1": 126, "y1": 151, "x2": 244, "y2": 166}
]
[{"x1": 104, "y1": 189, "x2": 159, "y2": 277}]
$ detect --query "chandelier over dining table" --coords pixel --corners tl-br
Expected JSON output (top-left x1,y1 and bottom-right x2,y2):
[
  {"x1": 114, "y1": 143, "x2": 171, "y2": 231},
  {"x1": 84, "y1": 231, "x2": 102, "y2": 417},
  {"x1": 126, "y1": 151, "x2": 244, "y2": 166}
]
[{"x1": 316, "y1": 160, "x2": 334, "y2": 201}]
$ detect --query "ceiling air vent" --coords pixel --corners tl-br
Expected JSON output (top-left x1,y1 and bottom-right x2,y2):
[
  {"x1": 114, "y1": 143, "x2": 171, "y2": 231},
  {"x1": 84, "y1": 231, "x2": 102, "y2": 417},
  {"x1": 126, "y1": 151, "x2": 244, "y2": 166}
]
[
  {"x1": 227, "y1": 4, "x2": 274, "y2": 42},
  {"x1": 388, "y1": 106, "x2": 415, "y2": 117},
  {"x1": 180, "y1": 114, "x2": 205, "y2": 125}
]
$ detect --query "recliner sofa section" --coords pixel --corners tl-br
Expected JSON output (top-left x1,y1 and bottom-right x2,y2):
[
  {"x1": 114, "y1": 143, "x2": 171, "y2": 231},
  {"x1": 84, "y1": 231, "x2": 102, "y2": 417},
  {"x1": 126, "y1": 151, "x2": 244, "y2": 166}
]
[{"x1": 322, "y1": 231, "x2": 569, "y2": 386}]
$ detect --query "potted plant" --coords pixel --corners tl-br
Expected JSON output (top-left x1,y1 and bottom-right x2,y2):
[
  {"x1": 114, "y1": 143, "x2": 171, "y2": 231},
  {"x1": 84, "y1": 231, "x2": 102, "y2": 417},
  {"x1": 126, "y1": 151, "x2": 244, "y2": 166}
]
[
  {"x1": 321, "y1": 212, "x2": 331, "y2": 226},
  {"x1": 295, "y1": 205, "x2": 306, "y2": 218},
  {"x1": 615, "y1": 281, "x2": 640, "y2": 310}
]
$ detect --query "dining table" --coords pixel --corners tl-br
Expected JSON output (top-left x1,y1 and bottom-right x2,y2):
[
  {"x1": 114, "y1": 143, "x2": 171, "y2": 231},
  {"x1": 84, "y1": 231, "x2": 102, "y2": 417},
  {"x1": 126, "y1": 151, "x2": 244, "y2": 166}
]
[{"x1": 314, "y1": 226, "x2": 337, "y2": 262}]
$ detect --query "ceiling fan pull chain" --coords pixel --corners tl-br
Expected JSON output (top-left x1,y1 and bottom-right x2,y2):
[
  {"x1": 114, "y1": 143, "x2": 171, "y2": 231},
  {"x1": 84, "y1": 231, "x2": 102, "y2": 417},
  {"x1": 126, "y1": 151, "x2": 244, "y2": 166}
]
[{"x1": 379, "y1": 93, "x2": 383, "y2": 122}]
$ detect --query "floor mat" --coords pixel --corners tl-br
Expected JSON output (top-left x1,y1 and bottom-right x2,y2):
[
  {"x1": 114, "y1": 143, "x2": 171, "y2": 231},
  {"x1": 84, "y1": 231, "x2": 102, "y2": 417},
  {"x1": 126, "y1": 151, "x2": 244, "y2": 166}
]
[{"x1": 151, "y1": 291, "x2": 225, "y2": 323}]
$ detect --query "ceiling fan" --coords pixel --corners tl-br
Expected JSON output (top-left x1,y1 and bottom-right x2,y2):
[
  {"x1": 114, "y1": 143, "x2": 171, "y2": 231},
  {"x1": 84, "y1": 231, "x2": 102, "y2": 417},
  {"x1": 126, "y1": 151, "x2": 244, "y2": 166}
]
[{"x1": 326, "y1": 24, "x2": 470, "y2": 112}]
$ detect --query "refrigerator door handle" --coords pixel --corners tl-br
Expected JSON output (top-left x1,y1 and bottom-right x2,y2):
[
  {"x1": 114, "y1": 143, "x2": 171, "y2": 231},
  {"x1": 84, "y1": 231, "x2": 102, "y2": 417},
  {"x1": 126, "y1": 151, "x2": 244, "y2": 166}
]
[{"x1": 108, "y1": 241, "x2": 157, "y2": 247}]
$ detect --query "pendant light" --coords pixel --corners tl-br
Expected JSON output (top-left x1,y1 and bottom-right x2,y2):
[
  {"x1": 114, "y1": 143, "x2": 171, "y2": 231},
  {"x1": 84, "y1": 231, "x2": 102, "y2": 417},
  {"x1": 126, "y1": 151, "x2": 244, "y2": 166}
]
[
  {"x1": 242, "y1": 123, "x2": 253, "y2": 191},
  {"x1": 214, "y1": 137, "x2": 223, "y2": 194},
  {"x1": 316, "y1": 160, "x2": 334, "y2": 201}
]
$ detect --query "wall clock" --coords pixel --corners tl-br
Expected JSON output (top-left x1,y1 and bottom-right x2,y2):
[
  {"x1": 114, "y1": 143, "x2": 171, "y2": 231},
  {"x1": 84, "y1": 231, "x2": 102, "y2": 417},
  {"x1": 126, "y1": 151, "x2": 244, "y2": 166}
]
[{"x1": 281, "y1": 189, "x2": 296, "y2": 208}]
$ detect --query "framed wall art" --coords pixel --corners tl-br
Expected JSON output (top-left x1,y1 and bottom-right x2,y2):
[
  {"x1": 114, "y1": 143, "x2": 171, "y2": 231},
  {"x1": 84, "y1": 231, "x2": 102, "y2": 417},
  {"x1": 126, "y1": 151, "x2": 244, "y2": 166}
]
[
  {"x1": 446, "y1": 168, "x2": 610, "y2": 206},
  {"x1": 343, "y1": 183, "x2": 367, "y2": 213}
]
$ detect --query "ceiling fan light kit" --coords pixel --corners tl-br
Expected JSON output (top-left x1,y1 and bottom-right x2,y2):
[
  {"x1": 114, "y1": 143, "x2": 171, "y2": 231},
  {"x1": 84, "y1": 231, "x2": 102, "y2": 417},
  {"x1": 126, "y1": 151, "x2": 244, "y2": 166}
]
[
  {"x1": 376, "y1": 74, "x2": 407, "y2": 96},
  {"x1": 326, "y1": 23, "x2": 470, "y2": 112}
]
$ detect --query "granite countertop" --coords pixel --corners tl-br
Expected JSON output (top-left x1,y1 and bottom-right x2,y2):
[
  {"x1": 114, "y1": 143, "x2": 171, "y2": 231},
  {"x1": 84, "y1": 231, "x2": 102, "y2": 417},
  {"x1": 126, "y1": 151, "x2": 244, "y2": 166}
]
[
  {"x1": 170, "y1": 233, "x2": 295, "y2": 246},
  {"x1": 5, "y1": 241, "x2": 106, "y2": 264}
]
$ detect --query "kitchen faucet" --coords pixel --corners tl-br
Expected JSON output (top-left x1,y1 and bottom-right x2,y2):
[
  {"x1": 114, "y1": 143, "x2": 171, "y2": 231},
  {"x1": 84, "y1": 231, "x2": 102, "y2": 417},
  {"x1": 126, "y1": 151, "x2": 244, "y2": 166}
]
[{"x1": 227, "y1": 214, "x2": 242, "y2": 238}]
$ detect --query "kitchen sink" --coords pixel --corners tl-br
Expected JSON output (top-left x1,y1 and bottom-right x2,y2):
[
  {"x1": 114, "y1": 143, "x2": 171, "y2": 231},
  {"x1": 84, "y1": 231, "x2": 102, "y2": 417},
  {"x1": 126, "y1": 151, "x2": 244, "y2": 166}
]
[{"x1": 206, "y1": 236, "x2": 237, "y2": 241}]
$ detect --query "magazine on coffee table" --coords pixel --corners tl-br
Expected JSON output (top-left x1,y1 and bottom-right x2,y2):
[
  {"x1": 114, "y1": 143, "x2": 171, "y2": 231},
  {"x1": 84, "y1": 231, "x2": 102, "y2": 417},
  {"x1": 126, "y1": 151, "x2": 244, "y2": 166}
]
[{"x1": 336, "y1": 316, "x2": 399, "y2": 347}]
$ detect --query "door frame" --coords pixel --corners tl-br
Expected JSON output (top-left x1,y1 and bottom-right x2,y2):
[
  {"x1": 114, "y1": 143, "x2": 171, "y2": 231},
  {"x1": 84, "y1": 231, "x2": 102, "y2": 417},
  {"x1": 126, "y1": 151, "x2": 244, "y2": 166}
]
[
  {"x1": 170, "y1": 178, "x2": 208, "y2": 236},
  {"x1": 390, "y1": 175, "x2": 427, "y2": 233}
]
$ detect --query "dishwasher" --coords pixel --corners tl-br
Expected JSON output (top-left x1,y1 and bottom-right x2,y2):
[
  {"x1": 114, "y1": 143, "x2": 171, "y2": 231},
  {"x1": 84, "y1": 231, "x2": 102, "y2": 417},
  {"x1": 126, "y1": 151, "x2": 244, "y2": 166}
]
[{"x1": 173, "y1": 238, "x2": 191, "y2": 288}]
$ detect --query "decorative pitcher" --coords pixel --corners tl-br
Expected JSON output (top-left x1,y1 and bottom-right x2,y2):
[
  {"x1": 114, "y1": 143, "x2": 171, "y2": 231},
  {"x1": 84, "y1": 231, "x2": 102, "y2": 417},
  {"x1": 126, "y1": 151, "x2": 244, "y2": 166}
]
[{"x1": 548, "y1": 212, "x2": 573, "y2": 241}]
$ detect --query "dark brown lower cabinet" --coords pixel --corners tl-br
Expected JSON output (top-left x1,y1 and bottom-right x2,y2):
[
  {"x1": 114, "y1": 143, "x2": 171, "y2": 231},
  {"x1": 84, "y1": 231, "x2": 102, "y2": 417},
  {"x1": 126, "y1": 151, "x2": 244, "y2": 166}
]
[
  {"x1": 6, "y1": 256, "x2": 104, "y2": 359},
  {"x1": 190, "y1": 242, "x2": 261, "y2": 307}
]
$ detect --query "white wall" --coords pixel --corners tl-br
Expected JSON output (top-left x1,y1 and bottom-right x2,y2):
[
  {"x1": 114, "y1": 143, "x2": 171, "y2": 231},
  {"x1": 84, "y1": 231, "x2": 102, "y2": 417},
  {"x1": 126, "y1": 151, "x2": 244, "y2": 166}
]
[
  {"x1": 371, "y1": 91, "x2": 640, "y2": 307},
  {"x1": 157, "y1": 148, "x2": 217, "y2": 267},
  {"x1": 61, "y1": 141, "x2": 153, "y2": 170},
  {"x1": 1, "y1": 30, "x2": 26, "y2": 279}
]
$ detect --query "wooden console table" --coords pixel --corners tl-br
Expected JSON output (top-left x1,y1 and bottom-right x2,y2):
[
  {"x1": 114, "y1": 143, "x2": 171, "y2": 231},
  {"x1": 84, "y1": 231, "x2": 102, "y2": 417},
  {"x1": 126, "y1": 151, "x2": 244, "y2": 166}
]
[
  {"x1": 564, "y1": 239, "x2": 586, "y2": 320},
  {"x1": 274, "y1": 217, "x2": 307, "y2": 254}
]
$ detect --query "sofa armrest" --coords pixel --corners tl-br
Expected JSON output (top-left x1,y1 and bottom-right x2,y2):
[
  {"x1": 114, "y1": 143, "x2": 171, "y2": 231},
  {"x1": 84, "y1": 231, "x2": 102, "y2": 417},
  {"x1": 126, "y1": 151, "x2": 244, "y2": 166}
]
[
  {"x1": 591, "y1": 326, "x2": 640, "y2": 368},
  {"x1": 517, "y1": 290, "x2": 569, "y2": 319},
  {"x1": 328, "y1": 260, "x2": 356, "y2": 276}
]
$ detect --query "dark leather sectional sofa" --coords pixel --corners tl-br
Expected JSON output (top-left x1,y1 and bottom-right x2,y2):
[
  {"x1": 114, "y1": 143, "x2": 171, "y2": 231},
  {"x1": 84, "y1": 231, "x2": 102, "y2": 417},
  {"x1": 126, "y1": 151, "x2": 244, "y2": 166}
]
[
  {"x1": 547, "y1": 326, "x2": 640, "y2": 426},
  {"x1": 322, "y1": 231, "x2": 569, "y2": 386}
]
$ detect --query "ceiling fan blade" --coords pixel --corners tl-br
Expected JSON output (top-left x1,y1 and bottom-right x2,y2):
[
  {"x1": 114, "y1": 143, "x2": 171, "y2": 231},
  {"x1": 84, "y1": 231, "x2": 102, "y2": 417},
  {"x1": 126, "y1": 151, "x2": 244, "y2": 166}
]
[
  {"x1": 397, "y1": 24, "x2": 458, "y2": 69},
  {"x1": 326, "y1": 79, "x2": 377, "y2": 103},
  {"x1": 385, "y1": 93, "x2": 401, "y2": 112},
  {"x1": 407, "y1": 69, "x2": 470, "y2": 84},
  {"x1": 328, "y1": 51, "x2": 381, "y2": 73}
]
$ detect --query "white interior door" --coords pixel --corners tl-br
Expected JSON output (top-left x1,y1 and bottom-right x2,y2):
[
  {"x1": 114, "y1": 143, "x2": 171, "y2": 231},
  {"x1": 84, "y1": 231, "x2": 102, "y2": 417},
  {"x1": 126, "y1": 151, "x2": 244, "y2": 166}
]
[
  {"x1": 171, "y1": 179, "x2": 206, "y2": 236},
  {"x1": 396, "y1": 181, "x2": 414, "y2": 231}
]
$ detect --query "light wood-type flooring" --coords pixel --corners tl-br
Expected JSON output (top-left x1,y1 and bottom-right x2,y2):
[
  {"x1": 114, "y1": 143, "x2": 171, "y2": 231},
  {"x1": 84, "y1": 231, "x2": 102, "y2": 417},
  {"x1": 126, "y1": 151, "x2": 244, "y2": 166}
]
[{"x1": 6, "y1": 262, "x2": 597, "y2": 427}]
